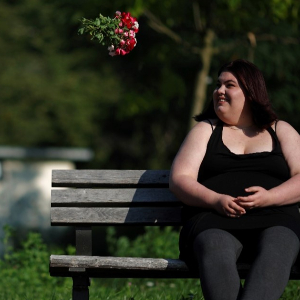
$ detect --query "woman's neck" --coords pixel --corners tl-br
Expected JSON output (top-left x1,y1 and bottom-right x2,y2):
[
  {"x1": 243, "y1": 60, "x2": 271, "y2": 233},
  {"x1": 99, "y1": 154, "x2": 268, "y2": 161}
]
[{"x1": 226, "y1": 124, "x2": 255, "y2": 130}]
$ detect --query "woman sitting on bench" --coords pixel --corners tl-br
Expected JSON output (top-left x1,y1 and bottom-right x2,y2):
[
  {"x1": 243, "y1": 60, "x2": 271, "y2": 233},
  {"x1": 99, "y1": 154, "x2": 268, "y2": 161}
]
[{"x1": 170, "y1": 59, "x2": 300, "y2": 300}]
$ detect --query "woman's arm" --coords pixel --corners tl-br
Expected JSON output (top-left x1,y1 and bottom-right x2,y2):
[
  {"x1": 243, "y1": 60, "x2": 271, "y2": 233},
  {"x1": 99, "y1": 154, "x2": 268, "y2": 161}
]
[
  {"x1": 169, "y1": 120, "x2": 246, "y2": 216},
  {"x1": 237, "y1": 121, "x2": 300, "y2": 208}
]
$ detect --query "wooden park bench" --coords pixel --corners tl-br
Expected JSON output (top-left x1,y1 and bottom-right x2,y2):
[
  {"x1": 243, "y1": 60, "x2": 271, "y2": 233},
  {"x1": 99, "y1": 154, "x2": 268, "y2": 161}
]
[{"x1": 49, "y1": 169, "x2": 300, "y2": 300}]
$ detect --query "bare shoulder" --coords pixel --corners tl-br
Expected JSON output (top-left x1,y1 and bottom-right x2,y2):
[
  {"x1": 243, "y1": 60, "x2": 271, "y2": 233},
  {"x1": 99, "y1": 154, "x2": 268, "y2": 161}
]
[
  {"x1": 275, "y1": 120, "x2": 300, "y2": 141},
  {"x1": 193, "y1": 118, "x2": 218, "y2": 130},
  {"x1": 275, "y1": 121, "x2": 300, "y2": 175},
  {"x1": 276, "y1": 120, "x2": 296, "y2": 130},
  {"x1": 187, "y1": 119, "x2": 216, "y2": 141},
  {"x1": 177, "y1": 119, "x2": 215, "y2": 156},
  {"x1": 204, "y1": 118, "x2": 219, "y2": 128},
  {"x1": 171, "y1": 120, "x2": 215, "y2": 178},
  {"x1": 175, "y1": 120, "x2": 214, "y2": 160}
]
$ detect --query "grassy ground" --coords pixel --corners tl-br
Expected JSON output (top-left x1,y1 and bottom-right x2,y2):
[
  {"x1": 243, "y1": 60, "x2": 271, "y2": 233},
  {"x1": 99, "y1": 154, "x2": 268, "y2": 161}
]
[
  {"x1": 88, "y1": 278, "x2": 203, "y2": 300},
  {"x1": 50, "y1": 277, "x2": 300, "y2": 300},
  {"x1": 87, "y1": 278, "x2": 300, "y2": 300}
]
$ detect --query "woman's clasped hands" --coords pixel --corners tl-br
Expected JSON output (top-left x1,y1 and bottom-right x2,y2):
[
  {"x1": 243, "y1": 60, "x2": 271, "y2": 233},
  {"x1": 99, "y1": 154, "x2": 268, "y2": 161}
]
[
  {"x1": 215, "y1": 194, "x2": 246, "y2": 218},
  {"x1": 236, "y1": 186, "x2": 272, "y2": 210},
  {"x1": 216, "y1": 186, "x2": 272, "y2": 218}
]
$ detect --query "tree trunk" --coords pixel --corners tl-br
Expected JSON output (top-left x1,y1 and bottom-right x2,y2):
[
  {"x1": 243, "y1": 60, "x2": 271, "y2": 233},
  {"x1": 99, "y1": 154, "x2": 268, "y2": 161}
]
[{"x1": 190, "y1": 29, "x2": 215, "y2": 128}]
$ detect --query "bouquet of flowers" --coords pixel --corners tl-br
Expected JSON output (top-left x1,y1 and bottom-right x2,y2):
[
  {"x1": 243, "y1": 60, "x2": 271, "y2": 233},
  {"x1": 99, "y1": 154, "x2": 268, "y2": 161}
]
[{"x1": 78, "y1": 11, "x2": 139, "y2": 56}]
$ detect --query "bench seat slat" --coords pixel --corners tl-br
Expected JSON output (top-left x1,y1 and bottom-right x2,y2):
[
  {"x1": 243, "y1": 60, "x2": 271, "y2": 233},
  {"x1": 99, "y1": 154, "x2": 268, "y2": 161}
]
[
  {"x1": 49, "y1": 255, "x2": 300, "y2": 280},
  {"x1": 50, "y1": 255, "x2": 189, "y2": 271},
  {"x1": 51, "y1": 207, "x2": 182, "y2": 225},
  {"x1": 49, "y1": 255, "x2": 199, "y2": 278},
  {"x1": 51, "y1": 188, "x2": 180, "y2": 207},
  {"x1": 52, "y1": 170, "x2": 170, "y2": 188}
]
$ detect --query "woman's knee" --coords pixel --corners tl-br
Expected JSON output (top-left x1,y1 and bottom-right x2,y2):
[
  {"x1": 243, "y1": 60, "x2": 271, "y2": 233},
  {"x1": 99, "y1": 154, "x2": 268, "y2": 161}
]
[
  {"x1": 193, "y1": 229, "x2": 243, "y2": 260},
  {"x1": 258, "y1": 226, "x2": 300, "y2": 263}
]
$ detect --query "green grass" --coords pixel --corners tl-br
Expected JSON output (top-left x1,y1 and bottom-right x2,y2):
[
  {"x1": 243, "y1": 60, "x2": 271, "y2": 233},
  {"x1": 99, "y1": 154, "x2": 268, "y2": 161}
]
[{"x1": 88, "y1": 278, "x2": 203, "y2": 300}]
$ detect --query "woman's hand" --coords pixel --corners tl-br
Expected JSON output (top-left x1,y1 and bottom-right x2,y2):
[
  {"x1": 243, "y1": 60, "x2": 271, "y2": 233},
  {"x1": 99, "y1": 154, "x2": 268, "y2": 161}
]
[
  {"x1": 214, "y1": 194, "x2": 246, "y2": 217},
  {"x1": 235, "y1": 186, "x2": 272, "y2": 209}
]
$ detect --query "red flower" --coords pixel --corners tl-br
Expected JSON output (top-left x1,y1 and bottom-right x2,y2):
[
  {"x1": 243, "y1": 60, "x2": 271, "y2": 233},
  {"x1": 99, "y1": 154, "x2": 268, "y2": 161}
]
[
  {"x1": 80, "y1": 10, "x2": 139, "y2": 56},
  {"x1": 126, "y1": 38, "x2": 136, "y2": 51},
  {"x1": 120, "y1": 12, "x2": 137, "y2": 30},
  {"x1": 115, "y1": 48, "x2": 128, "y2": 56}
]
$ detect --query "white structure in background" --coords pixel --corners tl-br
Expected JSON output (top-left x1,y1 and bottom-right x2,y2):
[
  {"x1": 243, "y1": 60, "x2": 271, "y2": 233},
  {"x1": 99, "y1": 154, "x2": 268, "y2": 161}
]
[{"x1": 0, "y1": 146, "x2": 94, "y2": 254}]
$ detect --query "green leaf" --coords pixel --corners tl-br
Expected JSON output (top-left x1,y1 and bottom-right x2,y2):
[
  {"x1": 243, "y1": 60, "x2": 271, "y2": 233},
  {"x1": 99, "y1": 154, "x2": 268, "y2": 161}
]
[
  {"x1": 78, "y1": 28, "x2": 85, "y2": 35},
  {"x1": 96, "y1": 33, "x2": 103, "y2": 40}
]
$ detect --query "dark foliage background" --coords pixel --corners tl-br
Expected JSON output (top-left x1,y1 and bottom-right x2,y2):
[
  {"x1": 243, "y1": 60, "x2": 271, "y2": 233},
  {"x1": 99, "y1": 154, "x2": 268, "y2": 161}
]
[{"x1": 0, "y1": 0, "x2": 299, "y2": 170}]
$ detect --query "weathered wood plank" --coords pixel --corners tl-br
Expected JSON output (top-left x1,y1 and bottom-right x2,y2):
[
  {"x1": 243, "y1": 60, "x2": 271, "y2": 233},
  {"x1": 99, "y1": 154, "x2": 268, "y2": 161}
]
[
  {"x1": 51, "y1": 188, "x2": 180, "y2": 207},
  {"x1": 49, "y1": 255, "x2": 300, "y2": 280},
  {"x1": 49, "y1": 255, "x2": 200, "y2": 278},
  {"x1": 52, "y1": 170, "x2": 170, "y2": 188},
  {"x1": 51, "y1": 207, "x2": 182, "y2": 225},
  {"x1": 50, "y1": 255, "x2": 188, "y2": 271}
]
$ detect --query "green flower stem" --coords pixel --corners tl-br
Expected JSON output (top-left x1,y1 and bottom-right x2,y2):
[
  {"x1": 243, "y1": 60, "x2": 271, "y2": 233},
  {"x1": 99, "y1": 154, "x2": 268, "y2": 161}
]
[{"x1": 78, "y1": 14, "x2": 121, "y2": 46}]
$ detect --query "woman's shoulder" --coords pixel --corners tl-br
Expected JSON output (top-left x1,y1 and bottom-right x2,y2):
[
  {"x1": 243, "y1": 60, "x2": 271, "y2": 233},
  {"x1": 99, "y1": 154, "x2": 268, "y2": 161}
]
[
  {"x1": 186, "y1": 119, "x2": 218, "y2": 142},
  {"x1": 197, "y1": 118, "x2": 219, "y2": 131},
  {"x1": 272, "y1": 120, "x2": 298, "y2": 133},
  {"x1": 271, "y1": 120, "x2": 300, "y2": 143},
  {"x1": 272, "y1": 121, "x2": 300, "y2": 175}
]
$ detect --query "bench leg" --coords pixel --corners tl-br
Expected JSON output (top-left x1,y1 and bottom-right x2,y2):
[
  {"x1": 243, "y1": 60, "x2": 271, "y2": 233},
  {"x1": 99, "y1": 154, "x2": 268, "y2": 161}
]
[{"x1": 72, "y1": 276, "x2": 90, "y2": 300}]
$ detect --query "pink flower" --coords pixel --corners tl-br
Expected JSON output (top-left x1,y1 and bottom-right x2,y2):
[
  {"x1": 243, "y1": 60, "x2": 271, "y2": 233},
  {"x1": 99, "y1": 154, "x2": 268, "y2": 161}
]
[
  {"x1": 115, "y1": 48, "x2": 128, "y2": 56},
  {"x1": 112, "y1": 11, "x2": 138, "y2": 56},
  {"x1": 129, "y1": 30, "x2": 135, "y2": 38},
  {"x1": 132, "y1": 21, "x2": 139, "y2": 33},
  {"x1": 107, "y1": 45, "x2": 115, "y2": 51},
  {"x1": 115, "y1": 11, "x2": 121, "y2": 16}
]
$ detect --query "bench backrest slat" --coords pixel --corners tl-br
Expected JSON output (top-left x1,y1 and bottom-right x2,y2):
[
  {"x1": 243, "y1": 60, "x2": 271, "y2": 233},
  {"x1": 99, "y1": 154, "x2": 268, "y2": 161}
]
[
  {"x1": 51, "y1": 207, "x2": 182, "y2": 225},
  {"x1": 51, "y1": 170, "x2": 183, "y2": 226},
  {"x1": 52, "y1": 170, "x2": 170, "y2": 188},
  {"x1": 51, "y1": 188, "x2": 180, "y2": 207}
]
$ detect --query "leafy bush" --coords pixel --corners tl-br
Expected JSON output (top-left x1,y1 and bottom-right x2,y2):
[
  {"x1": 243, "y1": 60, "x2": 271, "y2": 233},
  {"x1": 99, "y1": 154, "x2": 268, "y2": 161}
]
[
  {"x1": 107, "y1": 226, "x2": 180, "y2": 258},
  {"x1": 0, "y1": 225, "x2": 73, "y2": 300}
]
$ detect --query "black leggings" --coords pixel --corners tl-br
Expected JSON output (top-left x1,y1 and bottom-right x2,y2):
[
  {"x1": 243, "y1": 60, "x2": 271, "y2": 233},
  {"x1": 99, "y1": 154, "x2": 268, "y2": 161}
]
[{"x1": 193, "y1": 226, "x2": 300, "y2": 300}]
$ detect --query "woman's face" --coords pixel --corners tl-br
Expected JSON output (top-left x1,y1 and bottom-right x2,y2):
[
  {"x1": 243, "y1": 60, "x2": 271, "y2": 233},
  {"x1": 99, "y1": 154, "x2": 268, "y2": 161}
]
[{"x1": 213, "y1": 71, "x2": 251, "y2": 125}]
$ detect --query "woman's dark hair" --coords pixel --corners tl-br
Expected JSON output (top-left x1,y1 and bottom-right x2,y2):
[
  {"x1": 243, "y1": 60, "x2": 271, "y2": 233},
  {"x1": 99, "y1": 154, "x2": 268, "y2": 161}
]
[{"x1": 194, "y1": 59, "x2": 278, "y2": 129}]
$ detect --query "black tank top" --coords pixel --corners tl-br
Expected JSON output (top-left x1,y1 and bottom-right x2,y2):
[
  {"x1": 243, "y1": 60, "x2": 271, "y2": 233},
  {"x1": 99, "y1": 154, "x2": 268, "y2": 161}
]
[
  {"x1": 198, "y1": 121, "x2": 290, "y2": 198},
  {"x1": 179, "y1": 121, "x2": 300, "y2": 263}
]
